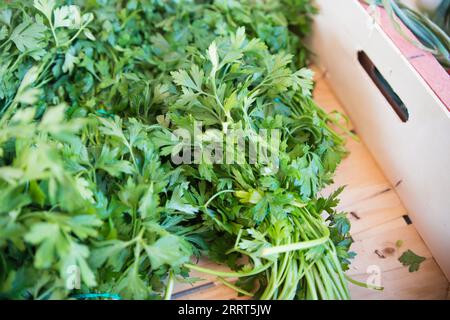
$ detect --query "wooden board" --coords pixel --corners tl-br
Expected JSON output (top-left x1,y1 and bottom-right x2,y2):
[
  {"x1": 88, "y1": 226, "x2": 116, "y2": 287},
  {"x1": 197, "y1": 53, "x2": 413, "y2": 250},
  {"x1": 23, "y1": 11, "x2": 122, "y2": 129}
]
[
  {"x1": 310, "y1": 0, "x2": 450, "y2": 279},
  {"x1": 172, "y1": 67, "x2": 449, "y2": 300}
]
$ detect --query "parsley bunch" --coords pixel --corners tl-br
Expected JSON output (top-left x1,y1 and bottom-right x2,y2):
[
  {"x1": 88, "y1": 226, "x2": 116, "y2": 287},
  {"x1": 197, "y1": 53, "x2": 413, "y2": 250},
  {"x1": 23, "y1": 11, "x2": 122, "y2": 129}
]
[
  {"x1": 161, "y1": 31, "x2": 353, "y2": 299},
  {"x1": 0, "y1": 0, "x2": 354, "y2": 300}
]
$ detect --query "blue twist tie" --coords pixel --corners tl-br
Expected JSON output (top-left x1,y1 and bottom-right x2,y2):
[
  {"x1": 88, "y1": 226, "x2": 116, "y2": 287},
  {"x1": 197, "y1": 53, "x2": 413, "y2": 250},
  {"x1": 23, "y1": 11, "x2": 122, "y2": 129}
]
[{"x1": 72, "y1": 293, "x2": 122, "y2": 300}]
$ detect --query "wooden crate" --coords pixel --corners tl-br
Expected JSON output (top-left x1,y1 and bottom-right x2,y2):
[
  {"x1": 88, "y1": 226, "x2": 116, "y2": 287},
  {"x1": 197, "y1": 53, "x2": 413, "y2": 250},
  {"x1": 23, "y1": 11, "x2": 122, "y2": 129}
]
[
  {"x1": 310, "y1": 0, "x2": 450, "y2": 280},
  {"x1": 172, "y1": 67, "x2": 449, "y2": 300}
]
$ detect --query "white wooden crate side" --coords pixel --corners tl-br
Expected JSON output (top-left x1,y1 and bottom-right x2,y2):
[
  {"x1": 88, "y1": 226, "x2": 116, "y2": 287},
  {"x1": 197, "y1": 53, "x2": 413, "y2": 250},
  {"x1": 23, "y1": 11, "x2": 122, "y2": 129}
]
[{"x1": 310, "y1": 0, "x2": 450, "y2": 279}]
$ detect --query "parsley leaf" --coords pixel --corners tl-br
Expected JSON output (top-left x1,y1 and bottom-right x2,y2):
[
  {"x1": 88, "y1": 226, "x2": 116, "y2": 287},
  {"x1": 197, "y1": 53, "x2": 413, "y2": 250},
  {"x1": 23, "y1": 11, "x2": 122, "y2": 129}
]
[
  {"x1": 10, "y1": 21, "x2": 46, "y2": 56},
  {"x1": 399, "y1": 249, "x2": 426, "y2": 272}
]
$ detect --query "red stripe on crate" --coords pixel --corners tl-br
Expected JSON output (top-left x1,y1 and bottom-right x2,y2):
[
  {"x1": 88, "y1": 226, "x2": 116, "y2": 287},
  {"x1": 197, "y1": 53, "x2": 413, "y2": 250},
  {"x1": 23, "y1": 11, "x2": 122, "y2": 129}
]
[{"x1": 361, "y1": 2, "x2": 450, "y2": 112}]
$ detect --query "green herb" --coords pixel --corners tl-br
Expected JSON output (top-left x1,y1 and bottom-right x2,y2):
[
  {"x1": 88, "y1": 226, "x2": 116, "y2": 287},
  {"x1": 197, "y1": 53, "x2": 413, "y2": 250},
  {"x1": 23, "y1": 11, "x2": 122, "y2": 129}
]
[
  {"x1": 159, "y1": 30, "x2": 353, "y2": 299},
  {"x1": 398, "y1": 249, "x2": 426, "y2": 272},
  {"x1": 0, "y1": 0, "x2": 355, "y2": 300}
]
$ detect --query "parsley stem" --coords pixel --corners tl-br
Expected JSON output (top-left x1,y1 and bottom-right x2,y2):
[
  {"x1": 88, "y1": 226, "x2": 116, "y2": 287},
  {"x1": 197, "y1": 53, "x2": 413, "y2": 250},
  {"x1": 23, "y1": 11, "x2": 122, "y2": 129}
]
[
  {"x1": 60, "y1": 20, "x2": 91, "y2": 48},
  {"x1": 312, "y1": 267, "x2": 329, "y2": 299},
  {"x1": 316, "y1": 260, "x2": 338, "y2": 299},
  {"x1": 0, "y1": 99, "x2": 18, "y2": 127},
  {"x1": 0, "y1": 39, "x2": 11, "y2": 50},
  {"x1": 261, "y1": 230, "x2": 329, "y2": 257},
  {"x1": 230, "y1": 228, "x2": 244, "y2": 253},
  {"x1": 43, "y1": 11, "x2": 59, "y2": 47},
  {"x1": 327, "y1": 246, "x2": 351, "y2": 296},
  {"x1": 9, "y1": 52, "x2": 25, "y2": 73},
  {"x1": 203, "y1": 189, "x2": 236, "y2": 210},
  {"x1": 344, "y1": 274, "x2": 384, "y2": 291},
  {"x1": 323, "y1": 256, "x2": 349, "y2": 298},
  {"x1": 278, "y1": 259, "x2": 300, "y2": 299},
  {"x1": 184, "y1": 262, "x2": 272, "y2": 278},
  {"x1": 210, "y1": 76, "x2": 227, "y2": 120},
  {"x1": 276, "y1": 251, "x2": 292, "y2": 285},
  {"x1": 217, "y1": 277, "x2": 253, "y2": 297},
  {"x1": 260, "y1": 260, "x2": 278, "y2": 300},
  {"x1": 164, "y1": 271, "x2": 175, "y2": 300},
  {"x1": 305, "y1": 269, "x2": 318, "y2": 300}
]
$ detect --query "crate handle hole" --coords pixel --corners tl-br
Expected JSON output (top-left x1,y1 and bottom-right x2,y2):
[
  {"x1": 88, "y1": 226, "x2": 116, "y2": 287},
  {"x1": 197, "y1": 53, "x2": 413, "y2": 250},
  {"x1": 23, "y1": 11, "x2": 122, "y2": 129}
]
[{"x1": 357, "y1": 51, "x2": 409, "y2": 122}]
